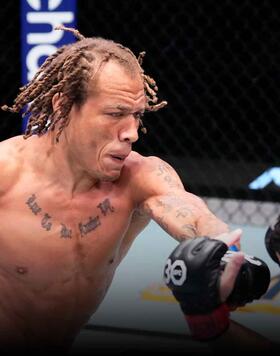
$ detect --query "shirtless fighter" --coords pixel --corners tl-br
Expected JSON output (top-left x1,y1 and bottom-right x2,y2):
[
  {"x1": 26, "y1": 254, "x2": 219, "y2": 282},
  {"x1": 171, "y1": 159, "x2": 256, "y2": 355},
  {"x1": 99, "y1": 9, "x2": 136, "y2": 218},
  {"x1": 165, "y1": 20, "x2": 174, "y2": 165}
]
[{"x1": 0, "y1": 26, "x2": 264, "y2": 353}]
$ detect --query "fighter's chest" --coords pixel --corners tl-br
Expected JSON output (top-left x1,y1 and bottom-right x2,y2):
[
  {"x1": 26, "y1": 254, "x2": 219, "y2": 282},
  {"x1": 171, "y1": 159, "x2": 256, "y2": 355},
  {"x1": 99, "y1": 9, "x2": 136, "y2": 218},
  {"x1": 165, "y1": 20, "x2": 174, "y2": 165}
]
[
  {"x1": 1, "y1": 187, "x2": 134, "y2": 242},
  {"x1": 25, "y1": 192, "x2": 129, "y2": 238}
]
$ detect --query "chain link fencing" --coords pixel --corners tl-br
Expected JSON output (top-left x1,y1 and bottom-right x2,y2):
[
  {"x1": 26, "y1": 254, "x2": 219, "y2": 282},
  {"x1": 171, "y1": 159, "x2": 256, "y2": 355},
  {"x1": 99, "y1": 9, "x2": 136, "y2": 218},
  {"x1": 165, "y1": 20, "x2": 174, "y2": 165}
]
[{"x1": 0, "y1": 0, "x2": 279, "y2": 226}]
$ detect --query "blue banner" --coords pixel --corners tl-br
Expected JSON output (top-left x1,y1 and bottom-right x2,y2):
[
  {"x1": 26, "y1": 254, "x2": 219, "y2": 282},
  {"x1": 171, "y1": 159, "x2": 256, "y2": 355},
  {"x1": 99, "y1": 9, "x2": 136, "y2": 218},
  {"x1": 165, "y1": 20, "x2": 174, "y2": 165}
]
[{"x1": 21, "y1": 0, "x2": 77, "y2": 131}]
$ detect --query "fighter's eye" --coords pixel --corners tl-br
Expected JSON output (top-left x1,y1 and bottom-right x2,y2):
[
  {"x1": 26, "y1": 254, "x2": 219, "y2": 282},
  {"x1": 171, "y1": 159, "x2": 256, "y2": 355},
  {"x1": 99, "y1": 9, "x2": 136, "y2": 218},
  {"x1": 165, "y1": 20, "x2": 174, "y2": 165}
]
[
  {"x1": 134, "y1": 112, "x2": 144, "y2": 120},
  {"x1": 108, "y1": 112, "x2": 123, "y2": 118}
]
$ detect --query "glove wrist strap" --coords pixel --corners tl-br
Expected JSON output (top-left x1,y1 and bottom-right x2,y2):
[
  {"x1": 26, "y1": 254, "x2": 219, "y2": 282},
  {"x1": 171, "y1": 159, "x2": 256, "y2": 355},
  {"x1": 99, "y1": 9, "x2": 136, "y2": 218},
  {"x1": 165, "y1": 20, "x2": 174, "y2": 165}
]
[{"x1": 185, "y1": 303, "x2": 230, "y2": 341}]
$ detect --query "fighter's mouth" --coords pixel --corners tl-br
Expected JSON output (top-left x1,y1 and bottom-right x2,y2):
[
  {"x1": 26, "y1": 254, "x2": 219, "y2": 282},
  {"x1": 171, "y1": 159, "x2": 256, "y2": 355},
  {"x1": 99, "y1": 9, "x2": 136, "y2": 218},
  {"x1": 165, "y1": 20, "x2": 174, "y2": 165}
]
[{"x1": 111, "y1": 155, "x2": 126, "y2": 161}]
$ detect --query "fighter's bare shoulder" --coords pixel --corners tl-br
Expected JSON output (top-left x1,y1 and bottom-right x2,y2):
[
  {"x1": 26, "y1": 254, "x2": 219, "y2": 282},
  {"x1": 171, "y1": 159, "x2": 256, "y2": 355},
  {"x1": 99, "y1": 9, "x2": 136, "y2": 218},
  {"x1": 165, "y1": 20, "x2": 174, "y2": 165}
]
[
  {"x1": 124, "y1": 151, "x2": 184, "y2": 203},
  {"x1": 0, "y1": 135, "x2": 25, "y2": 196}
]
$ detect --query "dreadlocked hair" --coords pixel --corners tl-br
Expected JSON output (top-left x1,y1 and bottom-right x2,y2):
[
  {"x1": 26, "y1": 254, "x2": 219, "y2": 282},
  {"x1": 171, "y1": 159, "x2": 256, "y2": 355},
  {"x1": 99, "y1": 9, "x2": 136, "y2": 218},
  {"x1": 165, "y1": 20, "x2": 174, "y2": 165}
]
[{"x1": 1, "y1": 25, "x2": 167, "y2": 142}]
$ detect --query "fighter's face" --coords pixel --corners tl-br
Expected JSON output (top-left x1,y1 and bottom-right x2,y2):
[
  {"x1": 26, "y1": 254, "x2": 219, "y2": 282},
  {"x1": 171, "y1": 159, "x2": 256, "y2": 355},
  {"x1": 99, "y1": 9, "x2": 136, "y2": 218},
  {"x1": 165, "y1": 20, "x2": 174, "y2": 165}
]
[{"x1": 65, "y1": 61, "x2": 146, "y2": 181}]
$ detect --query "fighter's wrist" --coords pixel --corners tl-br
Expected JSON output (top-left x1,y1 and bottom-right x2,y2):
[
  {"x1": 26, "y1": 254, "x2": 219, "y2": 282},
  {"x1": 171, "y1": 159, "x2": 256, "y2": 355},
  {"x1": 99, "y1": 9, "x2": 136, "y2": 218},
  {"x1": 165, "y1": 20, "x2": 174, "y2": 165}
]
[{"x1": 185, "y1": 303, "x2": 230, "y2": 341}]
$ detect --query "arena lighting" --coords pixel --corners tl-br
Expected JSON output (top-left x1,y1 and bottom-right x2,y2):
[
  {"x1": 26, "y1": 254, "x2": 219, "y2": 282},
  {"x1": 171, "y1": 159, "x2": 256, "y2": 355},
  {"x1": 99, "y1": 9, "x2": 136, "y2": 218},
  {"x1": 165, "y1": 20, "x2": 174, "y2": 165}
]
[{"x1": 249, "y1": 167, "x2": 280, "y2": 190}]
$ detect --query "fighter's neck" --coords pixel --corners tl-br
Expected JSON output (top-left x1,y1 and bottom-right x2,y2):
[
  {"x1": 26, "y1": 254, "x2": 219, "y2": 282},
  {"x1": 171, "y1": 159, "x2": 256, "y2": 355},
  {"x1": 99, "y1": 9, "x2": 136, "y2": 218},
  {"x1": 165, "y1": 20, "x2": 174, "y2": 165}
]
[{"x1": 28, "y1": 134, "x2": 100, "y2": 196}]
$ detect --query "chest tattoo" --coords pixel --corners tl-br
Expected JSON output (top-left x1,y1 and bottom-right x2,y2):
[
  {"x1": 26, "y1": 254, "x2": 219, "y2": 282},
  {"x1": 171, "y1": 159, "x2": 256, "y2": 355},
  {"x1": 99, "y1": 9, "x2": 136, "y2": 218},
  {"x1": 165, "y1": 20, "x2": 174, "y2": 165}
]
[
  {"x1": 26, "y1": 194, "x2": 42, "y2": 215},
  {"x1": 25, "y1": 195, "x2": 116, "y2": 239},
  {"x1": 79, "y1": 215, "x2": 101, "y2": 237},
  {"x1": 97, "y1": 198, "x2": 115, "y2": 216},
  {"x1": 60, "y1": 223, "x2": 72, "y2": 239},
  {"x1": 41, "y1": 213, "x2": 52, "y2": 231}
]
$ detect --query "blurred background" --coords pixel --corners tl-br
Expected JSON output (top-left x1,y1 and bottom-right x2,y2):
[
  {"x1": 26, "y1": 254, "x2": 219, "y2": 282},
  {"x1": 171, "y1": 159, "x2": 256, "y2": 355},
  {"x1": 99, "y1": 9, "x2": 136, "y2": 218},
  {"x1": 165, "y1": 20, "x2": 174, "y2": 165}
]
[
  {"x1": 1, "y1": 1, "x2": 280, "y2": 352},
  {"x1": 1, "y1": 0, "x2": 280, "y2": 226}
]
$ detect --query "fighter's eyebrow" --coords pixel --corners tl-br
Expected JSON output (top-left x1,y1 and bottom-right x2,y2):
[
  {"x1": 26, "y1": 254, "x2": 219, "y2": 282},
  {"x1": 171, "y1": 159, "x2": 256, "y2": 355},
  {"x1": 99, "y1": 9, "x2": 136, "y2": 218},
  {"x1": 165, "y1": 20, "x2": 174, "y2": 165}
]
[
  {"x1": 116, "y1": 105, "x2": 131, "y2": 112},
  {"x1": 105, "y1": 104, "x2": 145, "y2": 113}
]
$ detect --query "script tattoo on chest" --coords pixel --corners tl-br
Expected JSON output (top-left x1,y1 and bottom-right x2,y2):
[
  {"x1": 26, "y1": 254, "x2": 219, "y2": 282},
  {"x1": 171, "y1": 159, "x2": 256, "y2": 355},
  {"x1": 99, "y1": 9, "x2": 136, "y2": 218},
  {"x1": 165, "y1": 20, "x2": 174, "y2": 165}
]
[
  {"x1": 41, "y1": 213, "x2": 52, "y2": 231},
  {"x1": 26, "y1": 194, "x2": 42, "y2": 215},
  {"x1": 78, "y1": 198, "x2": 115, "y2": 237},
  {"x1": 79, "y1": 216, "x2": 101, "y2": 237},
  {"x1": 25, "y1": 194, "x2": 115, "y2": 238},
  {"x1": 60, "y1": 223, "x2": 72, "y2": 239},
  {"x1": 97, "y1": 198, "x2": 115, "y2": 216}
]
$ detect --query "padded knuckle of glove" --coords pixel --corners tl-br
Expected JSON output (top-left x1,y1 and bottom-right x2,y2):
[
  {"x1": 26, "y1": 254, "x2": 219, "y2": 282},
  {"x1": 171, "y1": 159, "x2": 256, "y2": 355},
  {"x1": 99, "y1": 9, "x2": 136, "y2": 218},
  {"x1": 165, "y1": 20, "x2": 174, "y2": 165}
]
[
  {"x1": 164, "y1": 237, "x2": 271, "y2": 313},
  {"x1": 163, "y1": 237, "x2": 228, "y2": 314},
  {"x1": 265, "y1": 224, "x2": 280, "y2": 265},
  {"x1": 164, "y1": 236, "x2": 271, "y2": 341}
]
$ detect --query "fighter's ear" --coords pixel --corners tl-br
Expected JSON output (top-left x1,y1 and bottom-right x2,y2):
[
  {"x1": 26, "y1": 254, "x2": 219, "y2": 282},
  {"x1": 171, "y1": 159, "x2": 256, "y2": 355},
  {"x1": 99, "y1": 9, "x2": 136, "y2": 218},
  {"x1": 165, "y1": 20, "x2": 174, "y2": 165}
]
[{"x1": 52, "y1": 92, "x2": 62, "y2": 112}]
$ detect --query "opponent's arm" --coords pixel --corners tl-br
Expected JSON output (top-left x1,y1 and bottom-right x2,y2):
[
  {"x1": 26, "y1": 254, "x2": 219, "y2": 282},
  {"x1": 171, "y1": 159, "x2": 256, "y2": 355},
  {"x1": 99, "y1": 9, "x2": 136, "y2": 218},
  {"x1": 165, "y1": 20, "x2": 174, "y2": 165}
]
[
  {"x1": 210, "y1": 319, "x2": 274, "y2": 352},
  {"x1": 164, "y1": 232, "x2": 271, "y2": 348},
  {"x1": 265, "y1": 215, "x2": 280, "y2": 265},
  {"x1": 210, "y1": 220, "x2": 280, "y2": 352}
]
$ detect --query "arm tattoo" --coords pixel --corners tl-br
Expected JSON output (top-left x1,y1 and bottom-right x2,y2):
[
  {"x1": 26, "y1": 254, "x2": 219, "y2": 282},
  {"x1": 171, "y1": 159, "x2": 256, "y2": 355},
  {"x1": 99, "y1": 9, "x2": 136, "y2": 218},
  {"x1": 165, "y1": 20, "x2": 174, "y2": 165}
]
[
  {"x1": 175, "y1": 206, "x2": 192, "y2": 219},
  {"x1": 155, "y1": 199, "x2": 173, "y2": 214},
  {"x1": 157, "y1": 216, "x2": 196, "y2": 241},
  {"x1": 168, "y1": 224, "x2": 197, "y2": 242},
  {"x1": 156, "y1": 163, "x2": 182, "y2": 190},
  {"x1": 180, "y1": 224, "x2": 197, "y2": 237}
]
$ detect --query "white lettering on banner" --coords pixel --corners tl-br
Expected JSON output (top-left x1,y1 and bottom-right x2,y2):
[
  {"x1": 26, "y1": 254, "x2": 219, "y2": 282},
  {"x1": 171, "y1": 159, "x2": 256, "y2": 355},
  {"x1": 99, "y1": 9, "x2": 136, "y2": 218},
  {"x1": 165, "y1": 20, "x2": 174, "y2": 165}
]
[
  {"x1": 163, "y1": 258, "x2": 187, "y2": 286},
  {"x1": 249, "y1": 167, "x2": 280, "y2": 189},
  {"x1": 27, "y1": 0, "x2": 63, "y2": 11},
  {"x1": 27, "y1": 12, "x2": 74, "y2": 44},
  {"x1": 24, "y1": 0, "x2": 75, "y2": 82},
  {"x1": 222, "y1": 251, "x2": 262, "y2": 266}
]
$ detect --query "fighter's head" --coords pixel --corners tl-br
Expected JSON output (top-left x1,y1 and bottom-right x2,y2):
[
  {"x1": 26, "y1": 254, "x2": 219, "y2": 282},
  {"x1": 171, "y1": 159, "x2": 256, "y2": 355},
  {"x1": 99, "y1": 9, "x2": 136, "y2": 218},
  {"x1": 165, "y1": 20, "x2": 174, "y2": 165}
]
[{"x1": 2, "y1": 26, "x2": 167, "y2": 142}]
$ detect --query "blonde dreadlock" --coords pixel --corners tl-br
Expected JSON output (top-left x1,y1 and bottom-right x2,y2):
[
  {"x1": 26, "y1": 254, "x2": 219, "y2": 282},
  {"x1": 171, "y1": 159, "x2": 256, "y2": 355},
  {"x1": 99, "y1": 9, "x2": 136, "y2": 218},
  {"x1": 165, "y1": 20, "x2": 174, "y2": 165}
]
[{"x1": 1, "y1": 26, "x2": 167, "y2": 142}]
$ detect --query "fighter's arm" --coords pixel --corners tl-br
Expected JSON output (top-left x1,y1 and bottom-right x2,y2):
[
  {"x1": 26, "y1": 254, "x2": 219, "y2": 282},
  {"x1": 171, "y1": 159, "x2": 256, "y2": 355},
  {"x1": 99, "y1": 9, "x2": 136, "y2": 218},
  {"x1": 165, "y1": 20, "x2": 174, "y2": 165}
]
[{"x1": 136, "y1": 156, "x2": 230, "y2": 241}]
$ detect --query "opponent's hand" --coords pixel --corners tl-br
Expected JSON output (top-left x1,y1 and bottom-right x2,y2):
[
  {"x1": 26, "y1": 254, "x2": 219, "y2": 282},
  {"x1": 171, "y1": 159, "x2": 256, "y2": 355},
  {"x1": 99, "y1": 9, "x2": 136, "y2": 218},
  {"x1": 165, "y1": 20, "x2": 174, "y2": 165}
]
[
  {"x1": 163, "y1": 229, "x2": 270, "y2": 341},
  {"x1": 265, "y1": 219, "x2": 280, "y2": 265},
  {"x1": 213, "y1": 229, "x2": 245, "y2": 302}
]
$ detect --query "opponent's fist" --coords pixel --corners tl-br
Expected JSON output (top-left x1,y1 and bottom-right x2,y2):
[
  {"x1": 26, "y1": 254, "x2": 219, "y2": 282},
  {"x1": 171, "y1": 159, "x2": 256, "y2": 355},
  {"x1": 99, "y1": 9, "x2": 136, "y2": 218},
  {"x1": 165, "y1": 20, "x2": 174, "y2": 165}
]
[
  {"x1": 164, "y1": 236, "x2": 270, "y2": 340},
  {"x1": 265, "y1": 218, "x2": 280, "y2": 265},
  {"x1": 220, "y1": 250, "x2": 270, "y2": 308}
]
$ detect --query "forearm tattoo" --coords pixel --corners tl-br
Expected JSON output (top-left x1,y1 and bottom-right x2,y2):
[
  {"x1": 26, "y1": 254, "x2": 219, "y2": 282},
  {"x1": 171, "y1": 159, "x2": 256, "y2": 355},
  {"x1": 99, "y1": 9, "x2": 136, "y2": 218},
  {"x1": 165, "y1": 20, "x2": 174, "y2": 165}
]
[
  {"x1": 173, "y1": 224, "x2": 197, "y2": 241},
  {"x1": 25, "y1": 194, "x2": 115, "y2": 238},
  {"x1": 157, "y1": 214, "x2": 196, "y2": 241},
  {"x1": 151, "y1": 195, "x2": 198, "y2": 241}
]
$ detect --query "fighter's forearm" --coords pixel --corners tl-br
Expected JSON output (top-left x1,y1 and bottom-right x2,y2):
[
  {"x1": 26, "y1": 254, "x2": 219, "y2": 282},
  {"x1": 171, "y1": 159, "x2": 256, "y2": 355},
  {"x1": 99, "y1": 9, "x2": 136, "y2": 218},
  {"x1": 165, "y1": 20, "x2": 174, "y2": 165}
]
[{"x1": 143, "y1": 193, "x2": 229, "y2": 241}]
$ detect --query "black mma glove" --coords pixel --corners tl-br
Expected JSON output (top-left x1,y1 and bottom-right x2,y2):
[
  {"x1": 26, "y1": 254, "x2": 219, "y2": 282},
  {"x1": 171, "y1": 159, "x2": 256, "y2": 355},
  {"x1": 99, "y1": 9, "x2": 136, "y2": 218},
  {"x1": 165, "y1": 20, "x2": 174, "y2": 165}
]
[
  {"x1": 265, "y1": 218, "x2": 280, "y2": 265},
  {"x1": 220, "y1": 249, "x2": 270, "y2": 309},
  {"x1": 163, "y1": 237, "x2": 270, "y2": 341}
]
